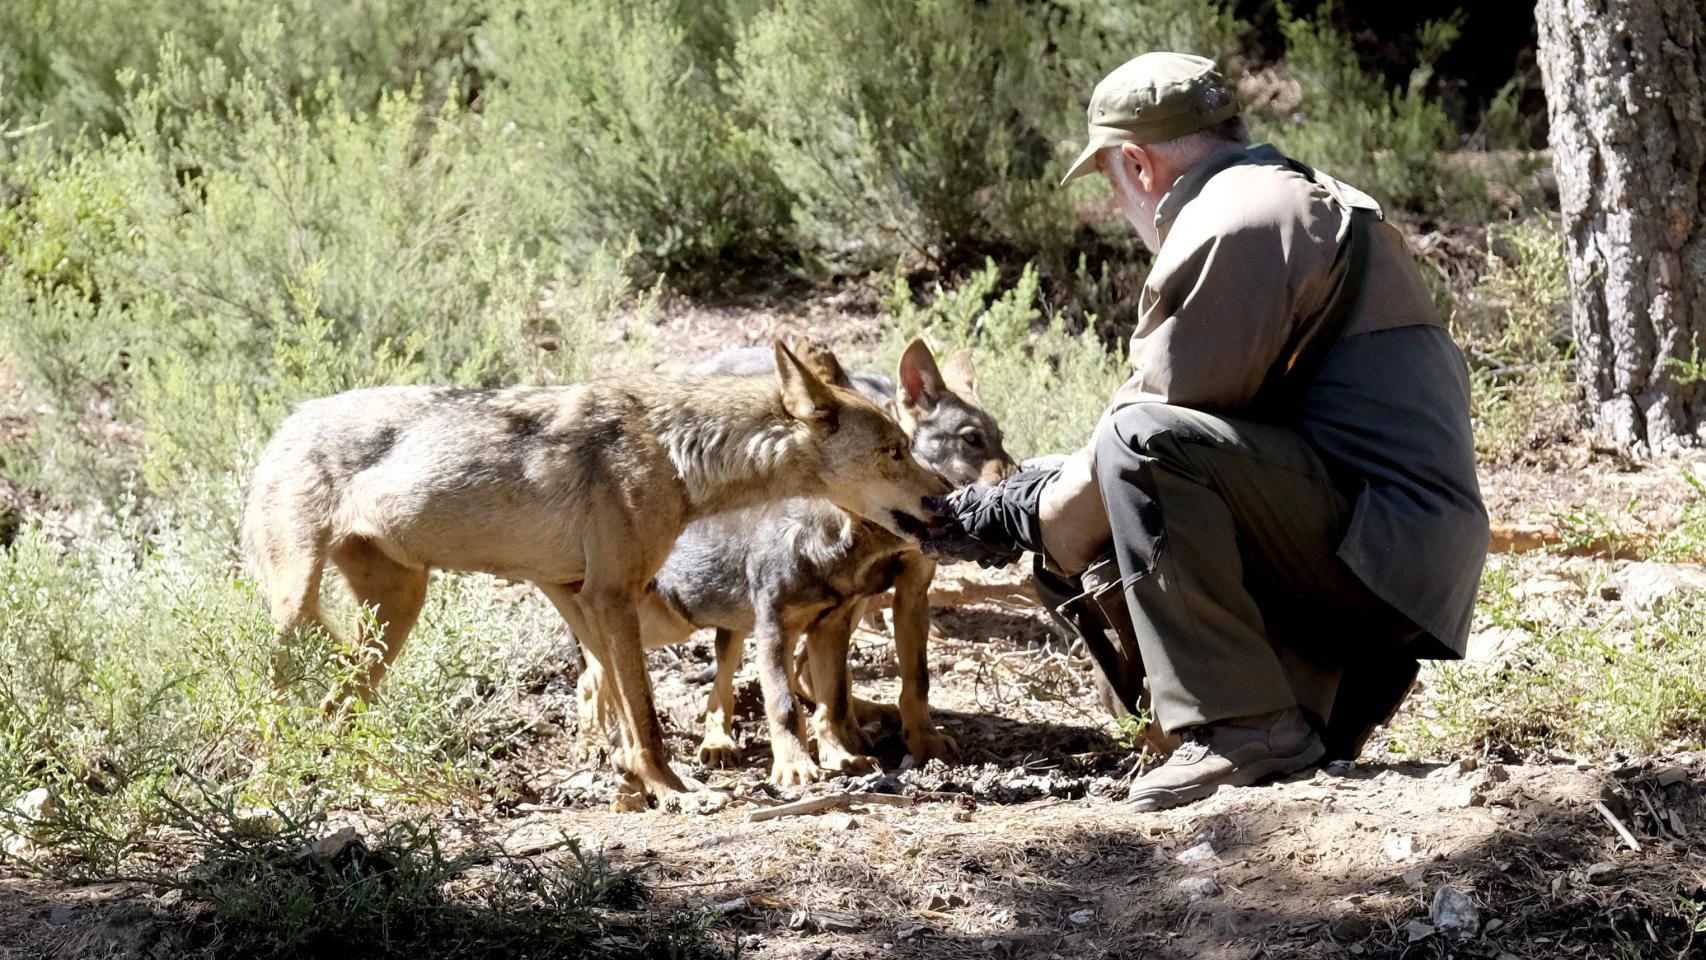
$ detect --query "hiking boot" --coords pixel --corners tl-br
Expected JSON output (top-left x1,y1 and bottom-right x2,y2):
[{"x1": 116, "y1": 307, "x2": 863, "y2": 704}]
[{"x1": 1129, "y1": 707, "x2": 1325, "y2": 812}]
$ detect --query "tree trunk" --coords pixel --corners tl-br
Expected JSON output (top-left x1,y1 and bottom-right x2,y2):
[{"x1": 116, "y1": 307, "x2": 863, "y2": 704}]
[{"x1": 1535, "y1": 0, "x2": 1706, "y2": 456}]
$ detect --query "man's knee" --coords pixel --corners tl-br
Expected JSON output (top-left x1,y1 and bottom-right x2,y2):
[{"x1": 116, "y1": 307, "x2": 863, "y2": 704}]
[{"x1": 1092, "y1": 402, "x2": 1202, "y2": 482}]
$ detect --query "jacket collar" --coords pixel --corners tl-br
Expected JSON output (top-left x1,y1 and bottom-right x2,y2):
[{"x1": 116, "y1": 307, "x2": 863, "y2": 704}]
[{"x1": 1154, "y1": 142, "x2": 1284, "y2": 235}]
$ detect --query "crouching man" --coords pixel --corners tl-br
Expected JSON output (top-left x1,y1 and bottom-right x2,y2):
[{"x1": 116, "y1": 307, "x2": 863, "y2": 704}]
[{"x1": 923, "y1": 53, "x2": 1489, "y2": 811}]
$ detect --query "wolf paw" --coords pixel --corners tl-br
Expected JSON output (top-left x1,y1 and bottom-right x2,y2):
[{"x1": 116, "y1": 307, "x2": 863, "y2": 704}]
[
  {"x1": 818, "y1": 746, "x2": 880, "y2": 776},
  {"x1": 696, "y1": 735, "x2": 743, "y2": 769},
  {"x1": 660, "y1": 789, "x2": 731, "y2": 815},
  {"x1": 905, "y1": 726, "x2": 957, "y2": 763},
  {"x1": 768, "y1": 754, "x2": 824, "y2": 787}
]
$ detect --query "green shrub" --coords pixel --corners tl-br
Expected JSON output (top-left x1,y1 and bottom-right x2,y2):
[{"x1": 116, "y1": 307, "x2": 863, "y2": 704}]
[
  {"x1": 0, "y1": 0, "x2": 481, "y2": 138},
  {"x1": 1394, "y1": 561, "x2": 1706, "y2": 758},
  {"x1": 1260, "y1": 4, "x2": 1467, "y2": 213},
  {"x1": 1451, "y1": 217, "x2": 1575, "y2": 460},
  {"x1": 478, "y1": 0, "x2": 790, "y2": 279},
  {"x1": 731, "y1": 0, "x2": 1240, "y2": 276},
  {"x1": 0, "y1": 19, "x2": 645, "y2": 517}
]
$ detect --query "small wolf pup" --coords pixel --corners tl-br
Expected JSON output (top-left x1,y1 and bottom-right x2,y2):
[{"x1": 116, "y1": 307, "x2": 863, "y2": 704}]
[
  {"x1": 581, "y1": 339, "x2": 1015, "y2": 785},
  {"x1": 242, "y1": 342, "x2": 951, "y2": 809}
]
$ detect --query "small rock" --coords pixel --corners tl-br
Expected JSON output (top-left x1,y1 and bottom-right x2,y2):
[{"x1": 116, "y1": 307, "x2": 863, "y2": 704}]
[
  {"x1": 47, "y1": 904, "x2": 79, "y2": 925},
  {"x1": 1585, "y1": 861, "x2": 1621, "y2": 884},
  {"x1": 1384, "y1": 834, "x2": 1418, "y2": 862},
  {"x1": 1466, "y1": 625, "x2": 1530, "y2": 664},
  {"x1": 1174, "y1": 841, "x2": 1217, "y2": 865},
  {"x1": 1655, "y1": 766, "x2": 1688, "y2": 787},
  {"x1": 1448, "y1": 783, "x2": 1485, "y2": 808},
  {"x1": 1068, "y1": 908, "x2": 1095, "y2": 925},
  {"x1": 16, "y1": 788, "x2": 55, "y2": 822},
  {"x1": 1430, "y1": 888, "x2": 1480, "y2": 939},
  {"x1": 1327, "y1": 901, "x2": 1372, "y2": 940},
  {"x1": 1405, "y1": 920, "x2": 1435, "y2": 942},
  {"x1": 299, "y1": 826, "x2": 363, "y2": 860},
  {"x1": 823, "y1": 813, "x2": 858, "y2": 831},
  {"x1": 1176, "y1": 876, "x2": 1221, "y2": 901},
  {"x1": 1325, "y1": 759, "x2": 1357, "y2": 776},
  {"x1": 709, "y1": 896, "x2": 748, "y2": 914},
  {"x1": 1483, "y1": 763, "x2": 1510, "y2": 783},
  {"x1": 1612, "y1": 562, "x2": 1706, "y2": 611},
  {"x1": 1401, "y1": 867, "x2": 1428, "y2": 888},
  {"x1": 952, "y1": 659, "x2": 979, "y2": 675}
]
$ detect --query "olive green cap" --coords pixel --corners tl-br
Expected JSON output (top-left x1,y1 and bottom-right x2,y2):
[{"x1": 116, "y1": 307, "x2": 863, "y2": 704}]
[{"x1": 1061, "y1": 52, "x2": 1240, "y2": 185}]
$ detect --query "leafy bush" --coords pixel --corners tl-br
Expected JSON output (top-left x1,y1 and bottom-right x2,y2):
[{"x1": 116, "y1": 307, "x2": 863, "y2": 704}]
[
  {"x1": 0, "y1": 0, "x2": 482, "y2": 138},
  {"x1": 1451, "y1": 217, "x2": 1576, "y2": 460},
  {"x1": 478, "y1": 0, "x2": 790, "y2": 279},
  {"x1": 731, "y1": 0, "x2": 1240, "y2": 276},
  {"x1": 0, "y1": 19, "x2": 644, "y2": 517},
  {"x1": 1395, "y1": 561, "x2": 1706, "y2": 758},
  {"x1": 1260, "y1": 4, "x2": 1467, "y2": 212}
]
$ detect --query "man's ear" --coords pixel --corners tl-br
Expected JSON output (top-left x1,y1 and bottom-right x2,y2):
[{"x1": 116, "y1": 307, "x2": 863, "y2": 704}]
[
  {"x1": 897, "y1": 337, "x2": 947, "y2": 415},
  {"x1": 1120, "y1": 141, "x2": 1156, "y2": 193},
  {"x1": 942, "y1": 348, "x2": 979, "y2": 402},
  {"x1": 775, "y1": 340, "x2": 839, "y2": 427},
  {"x1": 798, "y1": 340, "x2": 854, "y2": 390}
]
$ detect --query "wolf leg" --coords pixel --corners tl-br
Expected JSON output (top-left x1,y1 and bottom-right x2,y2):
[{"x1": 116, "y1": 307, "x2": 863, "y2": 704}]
[
  {"x1": 805, "y1": 605, "x2": 878, "y2": 774},
  {"x1": 697, "y1": 629, "x2": 745, "y2": 768},
  {"x1": 327, "y1": 536, "x2": 430, "y2": 709},
  {"x1": 256, "y1": 539, "x2": 333, "y2": 690},
  {"x1": 892, "y1": 554, "x2": 955, "y2": 762},
  {"x1": 570, "y1": 582, "x2": 723, "y2": 811},
  {"x1": 754, "y1": 603, "x2": 821, "y2": 786}
]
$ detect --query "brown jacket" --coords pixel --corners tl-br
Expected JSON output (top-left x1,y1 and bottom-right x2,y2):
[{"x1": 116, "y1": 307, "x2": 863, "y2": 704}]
[{"x1": 1038, "y1": 144, "x2": 1487, "y2": 656}]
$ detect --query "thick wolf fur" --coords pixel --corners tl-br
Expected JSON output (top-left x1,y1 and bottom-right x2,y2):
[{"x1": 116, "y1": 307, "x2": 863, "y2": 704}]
[
  {"x1": 596, "y1": 339, "x2": 1016, "y2": 785},
  {"x1": 242, "y1": 342, "x2": 950, "y2": 809}
]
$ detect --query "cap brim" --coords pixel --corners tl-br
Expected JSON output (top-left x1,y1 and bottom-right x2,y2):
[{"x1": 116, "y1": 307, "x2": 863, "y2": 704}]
[{"x1": 1060, "y1": 142, "x2": 1101, "y2": 186}]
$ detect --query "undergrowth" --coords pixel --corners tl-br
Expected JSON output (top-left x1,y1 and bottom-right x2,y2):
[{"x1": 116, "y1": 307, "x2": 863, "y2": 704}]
[{"x1": 1393, "y1": 555, "x2": 1706, "y2": 760}]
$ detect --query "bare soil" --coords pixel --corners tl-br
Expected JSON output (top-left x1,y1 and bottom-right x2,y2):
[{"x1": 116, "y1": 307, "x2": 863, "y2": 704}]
[{"x1": 4, "y1": 290, "x2": 1706, "y2": 959}]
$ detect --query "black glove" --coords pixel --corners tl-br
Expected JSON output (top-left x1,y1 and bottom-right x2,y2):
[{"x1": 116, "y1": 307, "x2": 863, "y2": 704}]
[{"x1": 920, "y1": 467, "x2": 1056, "y2": 569}]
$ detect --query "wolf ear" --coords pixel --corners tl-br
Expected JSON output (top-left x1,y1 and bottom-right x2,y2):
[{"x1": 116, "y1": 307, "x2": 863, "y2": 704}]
[
  {"x1": 942, "y1": 348, "x2": 979, "y2": 401},
  {"x1": 774, "y1": 340, "x2": 840, "y2": 427},
  {"x1": 897, "y1": 337, "x2": 946, "y2": 415},
  {"x1": 798, "y1": 340, "x2": 854, "y2": 390}
]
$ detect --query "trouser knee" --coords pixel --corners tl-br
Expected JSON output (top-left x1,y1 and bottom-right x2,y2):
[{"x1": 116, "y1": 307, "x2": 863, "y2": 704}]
[{"x1": 1091, "y1": 402, "x2": 1198, "y2": 488}]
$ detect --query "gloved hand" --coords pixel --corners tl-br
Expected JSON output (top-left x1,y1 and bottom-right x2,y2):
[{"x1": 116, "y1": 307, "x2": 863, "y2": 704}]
[{"x1": 920, "y1": 467, "x2": 1057, "y2": 569}]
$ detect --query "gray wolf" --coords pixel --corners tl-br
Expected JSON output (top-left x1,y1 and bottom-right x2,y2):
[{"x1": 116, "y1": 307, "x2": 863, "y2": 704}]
[
  {"x1": 242, "y1": 341, "x2": 951, "y2": 809},
  {"x1": 581, "y1": 338, "x2": 1014, "y2": 785}
]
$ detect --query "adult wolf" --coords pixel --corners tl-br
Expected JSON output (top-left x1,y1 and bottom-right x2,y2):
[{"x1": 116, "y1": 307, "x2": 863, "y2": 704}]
[
  {"x1": 581, "y1": 339, "x2": 1014, "y2": 785},
  {"x1": 242, "y1": 341, "x2": 950, "y2": 810}
]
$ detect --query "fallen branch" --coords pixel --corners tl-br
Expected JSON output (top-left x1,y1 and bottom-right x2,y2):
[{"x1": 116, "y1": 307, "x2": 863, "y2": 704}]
[{"x1": 746, "y1": 791, "x2": 914, "y2": 823}]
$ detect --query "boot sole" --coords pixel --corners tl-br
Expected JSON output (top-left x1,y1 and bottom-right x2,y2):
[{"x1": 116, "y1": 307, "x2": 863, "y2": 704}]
[{"x1": 1130, "y1": 736, "x2": 1328, "y2": 812}]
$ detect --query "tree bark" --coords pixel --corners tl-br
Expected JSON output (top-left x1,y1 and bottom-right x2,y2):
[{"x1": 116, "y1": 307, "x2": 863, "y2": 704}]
[{"x1": 1536, "y1": 0, "x2": 1706, "y2": 456}]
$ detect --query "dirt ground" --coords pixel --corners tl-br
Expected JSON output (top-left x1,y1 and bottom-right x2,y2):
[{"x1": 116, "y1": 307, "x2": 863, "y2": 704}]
[
  {"x1": 5, "y1": 552, "x2": 1704, "y2": 959},
  {"x1": 5, "y1": 300, "x2": 1706, "y2": 959}
]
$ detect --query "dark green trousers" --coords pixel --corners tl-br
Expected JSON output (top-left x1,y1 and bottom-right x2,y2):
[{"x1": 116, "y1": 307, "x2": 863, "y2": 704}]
[{"x1": 1087, "y1": 402, "x2": 1421, "y2": 751}]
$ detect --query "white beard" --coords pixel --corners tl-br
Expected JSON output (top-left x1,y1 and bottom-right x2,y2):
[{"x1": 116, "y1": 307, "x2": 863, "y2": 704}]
[{"x1": 1109, "y1": 159, "x2": 1161, "y2": 254}]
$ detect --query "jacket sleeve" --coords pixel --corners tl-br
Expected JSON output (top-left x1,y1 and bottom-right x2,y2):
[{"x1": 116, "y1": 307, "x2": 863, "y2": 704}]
[{"x1": 1119, "y1": 197, "x2": 1334, "y2": 412}]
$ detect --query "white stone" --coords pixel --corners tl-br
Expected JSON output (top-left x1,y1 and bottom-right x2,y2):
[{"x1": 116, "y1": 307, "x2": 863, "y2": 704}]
[
  {"x1": 1612, "y1": 562, "x2": 1706, "y2": 610},
  {"x1": 1430, "y1": 888, "x2": 1481, "y2": 939}
]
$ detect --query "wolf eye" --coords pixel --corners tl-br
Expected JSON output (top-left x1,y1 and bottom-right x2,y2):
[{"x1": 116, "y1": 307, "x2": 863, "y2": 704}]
[{"x1": 960, "y1": 430, "x2": 985, "y2": 449}]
